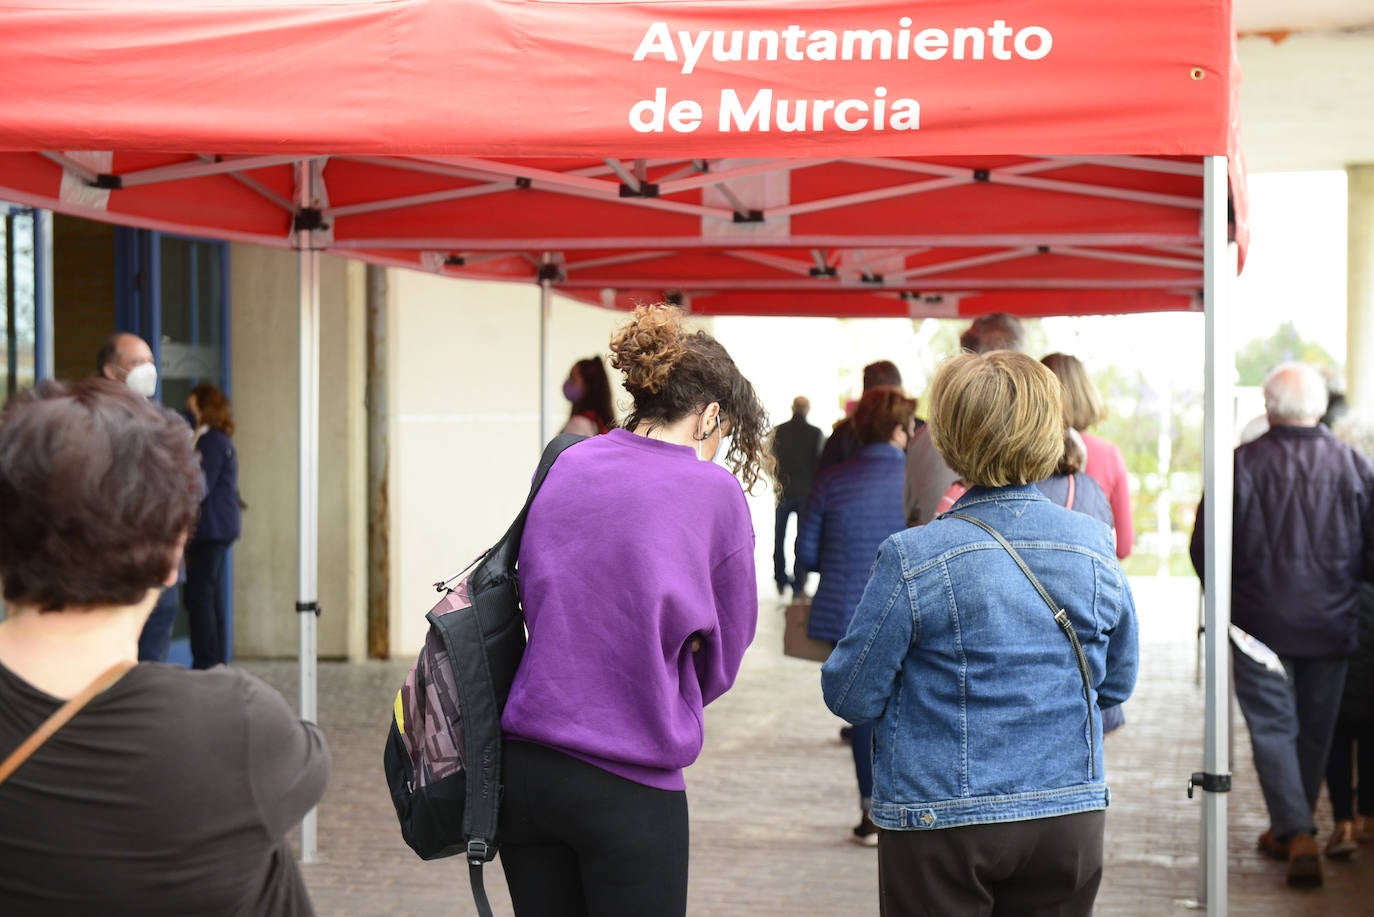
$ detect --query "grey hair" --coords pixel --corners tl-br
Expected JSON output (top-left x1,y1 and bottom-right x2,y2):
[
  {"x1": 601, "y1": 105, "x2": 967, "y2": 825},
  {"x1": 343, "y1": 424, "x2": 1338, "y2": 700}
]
[
  {"x1": 1263, "y1": 362, "x2": 1328, "y2": 423},
  {"x1": 961, "y1": 313, "x2": 1025, "y2": 354},
  {"x1": 1332, "y1": 411, "x2": 1374, "y2": 459}
]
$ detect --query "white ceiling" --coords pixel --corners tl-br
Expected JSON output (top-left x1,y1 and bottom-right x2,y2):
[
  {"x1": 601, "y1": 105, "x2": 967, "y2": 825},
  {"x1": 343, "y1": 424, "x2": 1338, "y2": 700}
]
[{"x1": 1235, "y1": 3, "x2": 1374, "y2": 172}]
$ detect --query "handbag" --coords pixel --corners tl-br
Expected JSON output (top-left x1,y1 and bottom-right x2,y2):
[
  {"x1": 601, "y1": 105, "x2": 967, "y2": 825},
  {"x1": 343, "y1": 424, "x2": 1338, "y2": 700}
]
[
  {"x1": 782, "y1": 597, "x2": 832, "y2": 662},
  {"x1": 947, "y1": 513, "x2": 1098, "y2": 777},
  {"x1": 0, "y1": 660, "x2": 136, "y2": 787}
]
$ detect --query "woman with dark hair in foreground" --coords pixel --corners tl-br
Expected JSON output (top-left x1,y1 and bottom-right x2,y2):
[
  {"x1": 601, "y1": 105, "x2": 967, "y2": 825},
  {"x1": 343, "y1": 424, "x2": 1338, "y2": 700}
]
[{"x1": 0, "y1": 379, "x2": 328, "y2": 916}]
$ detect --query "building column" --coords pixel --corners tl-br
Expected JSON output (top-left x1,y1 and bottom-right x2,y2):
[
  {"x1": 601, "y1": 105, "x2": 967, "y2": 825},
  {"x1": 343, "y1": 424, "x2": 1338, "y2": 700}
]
[{"x1": 1349, "y1": 165, "x2": 1374, "y2": 411}]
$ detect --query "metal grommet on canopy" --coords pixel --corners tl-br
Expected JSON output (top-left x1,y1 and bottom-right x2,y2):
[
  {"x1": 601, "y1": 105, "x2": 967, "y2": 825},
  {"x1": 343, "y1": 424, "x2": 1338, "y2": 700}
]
[{"x1": 1191, "y1": 68, "x2": 1206, "y2": 81}]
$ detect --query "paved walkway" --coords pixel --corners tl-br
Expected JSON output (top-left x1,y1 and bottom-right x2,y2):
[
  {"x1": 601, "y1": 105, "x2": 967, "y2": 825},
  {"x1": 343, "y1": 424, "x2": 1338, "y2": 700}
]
[{"x1": 244, "y1": 577, "x2": 1374, "y2": 915}]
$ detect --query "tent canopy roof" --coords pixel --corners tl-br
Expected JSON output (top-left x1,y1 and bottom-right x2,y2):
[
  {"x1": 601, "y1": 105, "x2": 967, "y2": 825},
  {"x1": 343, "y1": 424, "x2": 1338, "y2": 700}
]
[{"x1": 0, "y1": 0, "x2": 1245, "y2": 317}]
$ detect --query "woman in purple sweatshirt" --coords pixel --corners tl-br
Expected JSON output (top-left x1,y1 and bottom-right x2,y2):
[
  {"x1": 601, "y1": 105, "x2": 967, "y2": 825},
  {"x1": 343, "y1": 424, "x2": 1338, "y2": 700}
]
[{"x1": 499, "y1": 304, "x2": 772, "y2": 917}]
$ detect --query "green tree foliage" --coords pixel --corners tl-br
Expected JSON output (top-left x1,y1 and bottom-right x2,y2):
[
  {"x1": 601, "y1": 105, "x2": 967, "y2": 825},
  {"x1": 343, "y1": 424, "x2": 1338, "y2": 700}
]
[{"x1": 1235, "y1": 321, "x2": 1339, "y2": 386}]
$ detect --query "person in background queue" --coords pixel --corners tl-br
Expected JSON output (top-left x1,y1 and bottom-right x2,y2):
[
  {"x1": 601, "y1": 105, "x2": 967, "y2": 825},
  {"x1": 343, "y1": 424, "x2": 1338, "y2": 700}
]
[
  {"x1": 797, "y1": 386, "x2": 916, "y2": 846},
  {"x1": 1190, "y1": 362, "x2": 1374, "y2": 886},
  {"x1": 1041, "y1": 353, "x2": 1134, "y2": 559},
  {"x1": 771, "y1": 395, "x2": 825, "y2": 598},
  {"x1": 818, "y1": 360, "x2": 902, "y2": 472},
  {"x1": 904, "y1": 313, "x2": 1024, "y2": 527},
  {"x1": 184, "y1": 384, "x2": 242, "y2": 670},
  {"x1": 559, "y1": 356, "x2": 616, "y2": 436},
  {"x1": 97, "y1": 332, "x2": 186, "y2": 663}
]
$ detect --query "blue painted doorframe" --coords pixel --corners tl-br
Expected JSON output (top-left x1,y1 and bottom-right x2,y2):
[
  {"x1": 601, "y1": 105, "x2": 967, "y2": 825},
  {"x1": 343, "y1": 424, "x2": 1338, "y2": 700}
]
[{"x1": 115, "y1": 227, "x2": 233, "y2": 667}]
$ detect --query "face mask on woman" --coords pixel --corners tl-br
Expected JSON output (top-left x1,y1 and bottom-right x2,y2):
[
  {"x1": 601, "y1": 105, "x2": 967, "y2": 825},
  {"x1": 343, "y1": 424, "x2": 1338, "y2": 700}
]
[
  {"x1": 562, "y1": 380, "x2": 584, "y2": 403},
  {"x1": 124, "y1": 362, "x2": 158, "y2": 399}
]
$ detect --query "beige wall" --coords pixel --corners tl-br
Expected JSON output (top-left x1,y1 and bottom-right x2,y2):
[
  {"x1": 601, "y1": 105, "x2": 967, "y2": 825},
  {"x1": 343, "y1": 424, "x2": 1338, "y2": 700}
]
[
  {"x1": 386, "y1": 274, "x2": 633, "y2": 656},
  {"x1": 230, "y1": 245, "x2": 367, "y2": 659}
]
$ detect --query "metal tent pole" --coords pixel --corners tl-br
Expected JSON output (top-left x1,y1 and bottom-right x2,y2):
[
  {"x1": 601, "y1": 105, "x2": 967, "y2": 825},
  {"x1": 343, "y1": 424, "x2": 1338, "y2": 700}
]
[
  {"x1": 294, "y1": 161, "x2": 322, "y2": 864},
  {"x1": 33, "y1": 209, "x2": 54, "y2": 381},
  {"x1": 1197, "y1": 154, "x2": 1235, "y2": 916},
  {"x1": 538, "y1": 253, "x2": 555, "y2": 450}
]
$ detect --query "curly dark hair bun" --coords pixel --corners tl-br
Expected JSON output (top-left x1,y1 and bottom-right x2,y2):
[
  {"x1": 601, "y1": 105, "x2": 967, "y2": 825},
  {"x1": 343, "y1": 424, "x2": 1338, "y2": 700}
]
[
  {"x1": 607, "y1": 303, "x2": 775, "y2": 492},
  {"x1": 608, "y1": 304, "x2": 687, "y2": 396}
]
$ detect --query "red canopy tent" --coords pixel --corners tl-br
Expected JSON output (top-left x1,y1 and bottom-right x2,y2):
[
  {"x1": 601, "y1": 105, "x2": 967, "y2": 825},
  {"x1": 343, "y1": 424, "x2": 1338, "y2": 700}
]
[
  {"x1": 0, "y1": 2, "x2": 1244, "y2": 907},
  {"x1": 0, "y1": 0, "x2": 1246, "y2": 316}
]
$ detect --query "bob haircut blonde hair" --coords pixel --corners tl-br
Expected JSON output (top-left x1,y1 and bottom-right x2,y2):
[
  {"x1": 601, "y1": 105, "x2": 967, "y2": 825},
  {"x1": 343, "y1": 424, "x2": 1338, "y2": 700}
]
[
  {"x1": 929, "y1": 351, "x2": 1065, "y2": 487},
  {"x1": 1041, "y1": 353, "x2": 1106, "y2": 432}
]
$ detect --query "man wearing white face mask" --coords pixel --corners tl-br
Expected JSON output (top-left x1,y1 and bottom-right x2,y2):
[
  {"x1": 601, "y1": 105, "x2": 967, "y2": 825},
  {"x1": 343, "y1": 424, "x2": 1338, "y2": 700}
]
[
  {"x1": 96, "y1": 333, "x2": 183, "y2": 662},
  {"x1": 97, "y1": 333, "x2": 159, "y2": 398}
]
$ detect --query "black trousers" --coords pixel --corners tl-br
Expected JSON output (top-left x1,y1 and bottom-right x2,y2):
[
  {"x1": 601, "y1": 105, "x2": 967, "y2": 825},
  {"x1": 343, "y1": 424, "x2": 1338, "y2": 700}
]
[
  {"x1": 878, "y1": 810, "x2": 1105, "y2": 917},
  {"x1": 498, "y1": 740, "x2": 689, "y2": 917},
  {"x1": 1326, "y1": 717, "x2": 1374, "y2": 821},
  {"x1": 184, "y1": 540, "x2": 230, "y2": 670}
]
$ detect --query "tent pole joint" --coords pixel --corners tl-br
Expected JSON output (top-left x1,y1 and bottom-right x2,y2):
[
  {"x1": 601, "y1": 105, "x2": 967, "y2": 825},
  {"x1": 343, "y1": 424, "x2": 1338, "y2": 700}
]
[
  {"x1": 732, "y1": 209, "x2": 764, "y2": 224},
  {"x1": 536, "y1": 262, "x2": 563, "y2": 284},
  {"x1": 293, "y1": 207, "x2": 328, "y2": 233},
  {"x1": 295, "y1": 601, "x2": 322, "y2": 617},
  {"x1": 618, "y1": 181, "x2": 660, "y2": 199},
  {"x1": 1186, "y1": 771, "x2": 1232, "y2": 799},
  {"x1": 88, "y1": 173, "x2": 123, "y2": 190}
]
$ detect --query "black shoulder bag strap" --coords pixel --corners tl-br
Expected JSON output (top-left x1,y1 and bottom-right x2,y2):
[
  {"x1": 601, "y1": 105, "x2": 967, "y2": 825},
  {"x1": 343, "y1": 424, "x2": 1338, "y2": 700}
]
[
  {"x1": 464, "y1": 432, "x2": 584, "y2": 917},
  {"x1": 947, "y1": 512, "x2": 1098, "y2": 779}
]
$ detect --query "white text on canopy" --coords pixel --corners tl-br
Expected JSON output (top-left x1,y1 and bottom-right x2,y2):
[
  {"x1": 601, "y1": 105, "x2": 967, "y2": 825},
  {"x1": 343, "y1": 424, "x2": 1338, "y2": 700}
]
[{"x1": 628, "y1": 17, "x2": 1054, "y2": 134}]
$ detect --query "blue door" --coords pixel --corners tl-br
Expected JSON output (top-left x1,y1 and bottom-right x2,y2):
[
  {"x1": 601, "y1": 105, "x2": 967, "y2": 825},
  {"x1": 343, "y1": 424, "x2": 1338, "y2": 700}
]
[{"x1": 116, "y1": 228, "x2": 233, "y2": 665}]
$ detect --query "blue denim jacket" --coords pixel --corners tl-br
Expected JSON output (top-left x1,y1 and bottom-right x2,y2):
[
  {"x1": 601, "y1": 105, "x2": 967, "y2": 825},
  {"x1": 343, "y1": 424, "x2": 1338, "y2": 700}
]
[{"x1": 821, "y1": 484, "x2": 1139, "y2": 830}]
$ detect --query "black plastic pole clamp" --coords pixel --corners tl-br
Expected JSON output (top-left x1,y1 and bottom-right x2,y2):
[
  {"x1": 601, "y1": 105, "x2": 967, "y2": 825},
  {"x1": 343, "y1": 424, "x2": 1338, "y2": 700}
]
[
  {"x1": 295, "y1": 601, "x2": 322, "y2": 617},
  {"x1": 1186, "y1": 771, "x2": 1231, "y2": 798}
]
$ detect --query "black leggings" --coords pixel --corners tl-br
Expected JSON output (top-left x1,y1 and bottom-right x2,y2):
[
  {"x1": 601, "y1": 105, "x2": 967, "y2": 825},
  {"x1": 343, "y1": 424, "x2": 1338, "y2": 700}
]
[{"x1": 498, "y1": 740, "x2": 689, "y2": 917}]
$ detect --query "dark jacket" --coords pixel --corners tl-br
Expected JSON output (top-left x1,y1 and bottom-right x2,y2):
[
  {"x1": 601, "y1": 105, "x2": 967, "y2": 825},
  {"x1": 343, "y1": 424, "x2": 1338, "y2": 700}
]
[
  {"x1": 817, "y1": 417, "x2": 860, "y2": 473},
  {"x1": 1036, "y1": 472, "x2": 1114, "y2": 531},
  {"x1": 1190, "y1": 424, "x2": 1374, "y2": 658},
  {"x1": 194, "y1": 427, "x2": 241, "y2": 544},
  {"x1": 797, "y1": 443, "x2": 907, "y2": 642},
  {"x1": 1340, "y1": 584, "x2": 1374, "y2": 723},
  {"x1": 771, "y1": 413, "x2": 824, "y2": 502}
]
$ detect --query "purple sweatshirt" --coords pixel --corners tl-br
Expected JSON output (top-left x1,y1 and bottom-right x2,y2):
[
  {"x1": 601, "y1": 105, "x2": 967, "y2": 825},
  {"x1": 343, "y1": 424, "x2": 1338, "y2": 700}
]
[{"x1": 502, "y1": 429, "x2": 758, "y2": 790}]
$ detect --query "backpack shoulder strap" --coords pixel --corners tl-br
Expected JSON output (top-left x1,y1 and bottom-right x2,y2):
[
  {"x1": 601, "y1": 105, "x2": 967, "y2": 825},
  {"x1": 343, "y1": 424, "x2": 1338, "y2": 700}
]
[{"x1": 471, "y1": 434, "x2": 585, "y2": 589}]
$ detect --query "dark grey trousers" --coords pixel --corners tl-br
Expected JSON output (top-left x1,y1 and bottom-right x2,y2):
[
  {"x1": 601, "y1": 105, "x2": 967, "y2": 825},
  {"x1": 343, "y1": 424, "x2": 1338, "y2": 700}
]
[
  {"x1": 877, "y1": 810, "x2": 1105, "y2": 916},
  {"x1": 1231, "y1": 646, "x2": 1347, "y2": 839}
]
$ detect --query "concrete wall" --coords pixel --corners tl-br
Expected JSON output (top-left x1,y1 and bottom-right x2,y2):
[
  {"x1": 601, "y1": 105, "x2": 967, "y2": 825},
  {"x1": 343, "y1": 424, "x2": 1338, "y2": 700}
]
[
  {"x1": 230, "y1": 245, "x2": 367, "y2": 659},
  {"x1": 386, "y1": 274, "x2": 634, "y2": 656}
]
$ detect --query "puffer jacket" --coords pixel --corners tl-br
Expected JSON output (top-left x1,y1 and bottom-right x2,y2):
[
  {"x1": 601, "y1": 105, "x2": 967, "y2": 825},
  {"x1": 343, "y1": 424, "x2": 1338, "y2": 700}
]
[
  {"x1": 1190, "y1": 424, "x2": 1374, "y2": 658},
  {"x1": 796, "y1": 443, "x2": 906, "y2": 642}
]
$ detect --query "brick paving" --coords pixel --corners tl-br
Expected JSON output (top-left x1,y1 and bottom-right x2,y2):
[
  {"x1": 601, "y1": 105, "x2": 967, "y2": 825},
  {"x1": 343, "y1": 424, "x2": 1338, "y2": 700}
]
[{"x1": 244, "y1": 576, "x2": 1374, "y2": 915}]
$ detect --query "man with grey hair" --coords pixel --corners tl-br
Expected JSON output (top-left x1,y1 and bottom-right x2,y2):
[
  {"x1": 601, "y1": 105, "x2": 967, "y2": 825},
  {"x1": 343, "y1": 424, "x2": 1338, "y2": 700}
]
[
  {"x1": 904, "y1": 312, "x2": 1025, "y2": 526},
  {"x1": 1190, "y1": 361, "x2": 1374, "y2": 886}
]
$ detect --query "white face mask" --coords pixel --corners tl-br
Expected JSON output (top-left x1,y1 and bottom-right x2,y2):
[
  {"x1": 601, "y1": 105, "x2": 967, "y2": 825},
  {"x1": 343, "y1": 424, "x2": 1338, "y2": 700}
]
[
  {"x1": 714, "y1": 434, "x2": 733, "y2": 468},
  {"x1": 124, "y1": 362, "x2": 158, "y2": 399}
]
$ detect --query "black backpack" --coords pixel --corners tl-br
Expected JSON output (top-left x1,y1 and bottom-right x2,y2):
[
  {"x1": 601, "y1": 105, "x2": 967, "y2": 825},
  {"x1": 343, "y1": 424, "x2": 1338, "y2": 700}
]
[{"x1": 383, "y1": 433, "x2": 582, "y2": 917}]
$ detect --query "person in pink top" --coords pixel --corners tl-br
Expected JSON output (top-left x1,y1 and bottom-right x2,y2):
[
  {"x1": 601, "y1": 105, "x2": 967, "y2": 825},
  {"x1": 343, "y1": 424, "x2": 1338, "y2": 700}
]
[{"x1": 1042, "y1": 353, "x2": 1134, "y2": 559}]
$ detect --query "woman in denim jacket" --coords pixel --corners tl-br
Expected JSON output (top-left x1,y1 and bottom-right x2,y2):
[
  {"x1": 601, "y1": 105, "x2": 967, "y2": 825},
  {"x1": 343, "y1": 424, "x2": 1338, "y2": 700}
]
[{"x1": 822, "y1": 351, "x2": 1139, "y2": 916}]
